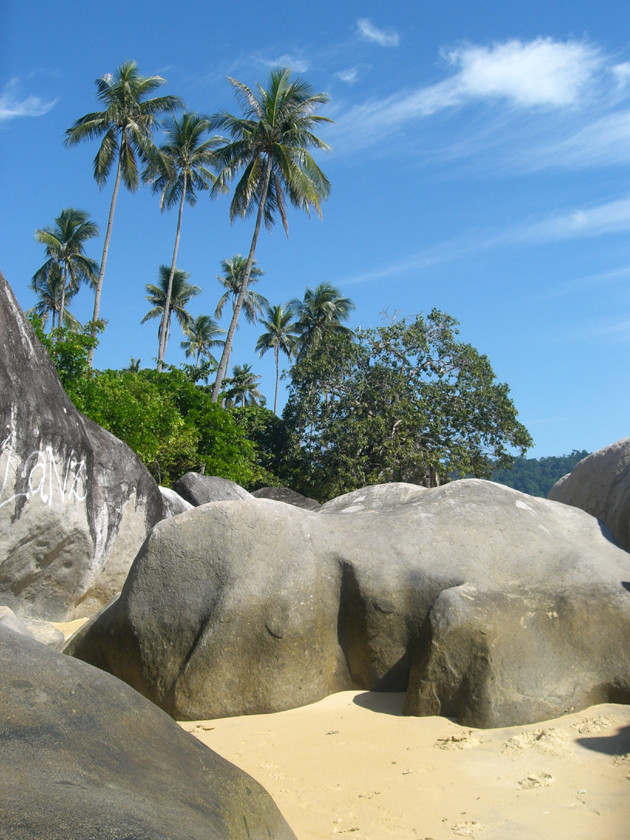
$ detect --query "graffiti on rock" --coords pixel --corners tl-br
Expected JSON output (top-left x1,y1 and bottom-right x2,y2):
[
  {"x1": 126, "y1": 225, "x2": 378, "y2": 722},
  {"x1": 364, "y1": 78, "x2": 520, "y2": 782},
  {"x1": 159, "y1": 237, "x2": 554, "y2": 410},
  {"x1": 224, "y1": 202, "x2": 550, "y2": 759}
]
[{"x1": 0, "y1": 432, "x2": 88, "y2": 510}]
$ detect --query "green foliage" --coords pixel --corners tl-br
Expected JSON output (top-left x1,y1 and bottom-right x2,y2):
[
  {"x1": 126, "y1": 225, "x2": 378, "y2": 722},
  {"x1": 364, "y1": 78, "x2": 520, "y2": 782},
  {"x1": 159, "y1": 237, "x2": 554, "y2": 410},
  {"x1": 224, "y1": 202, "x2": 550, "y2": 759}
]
[
  {"x1": 72, "y1": 368, "x2": 269, "y2": 487},
  {"x1": 231, "y1": 405, "x2": 290, "y2": 487},
  {"x1": 30, "y1": 317, "x2": 102, "y2": 395},
  {"x1": 282, "y1": 311, "x2": 533, "y2": 500},
  {"x1": 492, "y1": 450, "x2": 590, "y2": 497}
]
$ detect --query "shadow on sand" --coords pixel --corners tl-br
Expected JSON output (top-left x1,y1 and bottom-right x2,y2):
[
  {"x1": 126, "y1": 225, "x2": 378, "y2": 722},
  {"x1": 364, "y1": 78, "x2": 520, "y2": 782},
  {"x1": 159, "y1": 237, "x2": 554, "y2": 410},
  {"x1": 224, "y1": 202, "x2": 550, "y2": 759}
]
[
  {"x1": 577, "y1": 725, "x2": 630, "y2": 756},
  {"x1": 352, "y1": 691, "x2": 406, "y2": 716}
]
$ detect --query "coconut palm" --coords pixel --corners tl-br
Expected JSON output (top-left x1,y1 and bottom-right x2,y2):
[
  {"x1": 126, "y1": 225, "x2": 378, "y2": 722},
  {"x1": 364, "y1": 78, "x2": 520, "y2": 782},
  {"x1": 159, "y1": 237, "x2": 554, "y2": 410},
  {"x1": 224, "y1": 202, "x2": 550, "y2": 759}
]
[
  {"x1": 209, "y1": 67, "x2": 332, "y2": 402},
  {"x1": 32, "y1": 208, "x2": 99, "y2": 329},
  {"x1": 181, "y1": 314, "x2": 225, "y2": 367},
  {"x1": 144, "y1": 112, "x2": 223, "y2": 370},
  {"x1": 29, "y1": 265, "x2": 82, "y2": 331},
  {"x1": 65, "y1": 60, "x2": 182, "y2": 365},
  {"x1": 141, "y1": 265, "x2": 200, "y2": 363},
  {"x1": 215, "y1": 255, "x2": 267, "y2": 324},
  {"x1": 255, "y1": 304, "x2": 297, "y2": 414},
  {"x1": 224, "y1": 363, "x2": 264, "y2": 408},
  {"x1": 291, "y1": 282, "x2": 355, "y2": 359}
]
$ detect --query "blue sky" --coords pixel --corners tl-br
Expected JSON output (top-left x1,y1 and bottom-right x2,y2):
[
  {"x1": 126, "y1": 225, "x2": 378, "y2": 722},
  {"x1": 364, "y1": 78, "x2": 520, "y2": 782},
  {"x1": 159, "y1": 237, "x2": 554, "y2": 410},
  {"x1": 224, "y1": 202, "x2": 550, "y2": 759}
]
[{"x1": 2, "y1": 0, "x2": 629, "y2": 458}]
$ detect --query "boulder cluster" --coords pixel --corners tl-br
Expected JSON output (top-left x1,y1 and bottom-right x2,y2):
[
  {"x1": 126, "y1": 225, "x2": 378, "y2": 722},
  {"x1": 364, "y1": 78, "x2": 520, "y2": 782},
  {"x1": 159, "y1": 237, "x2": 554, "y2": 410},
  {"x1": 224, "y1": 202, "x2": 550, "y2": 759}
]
[{"x1": 2, "y1": 268, "x2": 630, "y2": 836}]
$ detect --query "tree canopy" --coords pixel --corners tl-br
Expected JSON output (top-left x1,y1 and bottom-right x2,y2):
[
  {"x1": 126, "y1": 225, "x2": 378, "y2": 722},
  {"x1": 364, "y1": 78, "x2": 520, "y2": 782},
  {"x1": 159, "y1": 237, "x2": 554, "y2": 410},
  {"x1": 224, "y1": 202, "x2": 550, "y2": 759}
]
[{"x1": 281, "y1": 310, "x2": 532, "y2": 500}]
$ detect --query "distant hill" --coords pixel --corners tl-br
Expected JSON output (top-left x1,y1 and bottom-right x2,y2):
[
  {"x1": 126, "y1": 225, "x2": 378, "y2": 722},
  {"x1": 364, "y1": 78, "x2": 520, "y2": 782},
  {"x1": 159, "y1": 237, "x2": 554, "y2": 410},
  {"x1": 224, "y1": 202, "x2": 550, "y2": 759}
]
[{"x1": 491, "y1": 450, "x2": 590, "y2": 498}]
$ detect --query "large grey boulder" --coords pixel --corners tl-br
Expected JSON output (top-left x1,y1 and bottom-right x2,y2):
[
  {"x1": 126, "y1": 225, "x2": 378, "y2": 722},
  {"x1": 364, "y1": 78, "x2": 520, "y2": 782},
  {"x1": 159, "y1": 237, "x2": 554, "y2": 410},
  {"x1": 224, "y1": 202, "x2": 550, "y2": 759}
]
[
  {"x1": 253, "y1": 486, "x2": 321, "y2": 510},
  {"x1": 160, "y1": 485, "x2": 194, "y2": 518},
  {"x1": 0, "y1": 625, "x2": 296, "y2": 840},
  {"x1": 172, "y1": 472, "x2": 251, "y2": 506},
  {"x1": 0, "y1": 272, "x2": 164, "y2": 620},
  {"x1": 0, "y1": 605, "x2": 64, "y2": 649},
  {"x1": 548, "y1": 438, "x2": 630, "y2": 551},
  {"x1": 67, "y1": 480, "x2": 630, "y2": 728}
]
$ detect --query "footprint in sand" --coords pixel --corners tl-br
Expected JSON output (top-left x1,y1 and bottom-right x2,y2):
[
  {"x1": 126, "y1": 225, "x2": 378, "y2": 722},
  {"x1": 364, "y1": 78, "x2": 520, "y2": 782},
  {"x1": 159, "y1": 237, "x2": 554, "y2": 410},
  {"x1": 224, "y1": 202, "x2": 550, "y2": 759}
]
[
  {"x1": 502, "y1": 728, "x2": 567, "y2": 756},
  {"x1": 435, "y1": 731, "x2": 481, "y2": 750},
  {"x1": 573, "y1": 715, "x2": 611, "y2": 735},
  {"x1": 450, "y1": 820, "x2": 486, "y2": 836},
  {"x1": 517, "y1": 771, "x2": 554, "y2": 789}
]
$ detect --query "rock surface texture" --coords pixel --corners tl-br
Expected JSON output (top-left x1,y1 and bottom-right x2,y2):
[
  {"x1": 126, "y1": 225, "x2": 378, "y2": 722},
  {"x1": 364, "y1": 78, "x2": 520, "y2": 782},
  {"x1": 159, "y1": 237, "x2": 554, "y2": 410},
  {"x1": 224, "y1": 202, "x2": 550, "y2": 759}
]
[
  {"x1": 68, "y1": 480, "x2": 630, "y2": 728},
  {"x1": 172, "y1": 472, "x2": 252, "y2": 506},
  {"x1": 548, "y1": 438, "x2": 630, "y2": 552},
  {"x1": 160, "y1": 486, "x2": 194, "y2": 518},
  {"x1": 0, "y1": 625, "x2": 296, "y2": 840},
  {"x1": 252, "y1": 486, "x2": 322, "y2": 510},
  {"x1": 0, "y1": 272, "x2": 164, "y2": 620}
]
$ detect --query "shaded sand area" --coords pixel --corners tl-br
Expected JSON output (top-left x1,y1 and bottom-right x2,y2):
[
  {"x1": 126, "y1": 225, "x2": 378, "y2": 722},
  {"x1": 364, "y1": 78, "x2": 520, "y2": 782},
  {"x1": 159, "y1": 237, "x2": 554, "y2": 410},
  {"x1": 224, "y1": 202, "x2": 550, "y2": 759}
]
[{"x1": 181, "y1": 691, "x2": 630, "y2": 840}]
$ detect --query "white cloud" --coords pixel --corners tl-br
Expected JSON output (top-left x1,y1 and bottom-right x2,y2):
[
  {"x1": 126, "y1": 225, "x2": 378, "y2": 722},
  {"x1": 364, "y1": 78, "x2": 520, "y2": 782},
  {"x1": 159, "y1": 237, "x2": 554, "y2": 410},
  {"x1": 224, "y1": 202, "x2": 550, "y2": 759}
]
[
  {"x1": 523, "y1": 109, "x2": 630, "y2": 170},
  {"x1": 330, "y1": 37, "x2": 607, "y2": 156},
  {"x1": 336, "y1": 68, "x2": 359, "y2": 84},
  {"x1": 519, "y1": 195, "x2": 630, "y2": 241},
  {"x1": 0, "y1": 78, "x2": 56, "y2": 122},
  {"x1": 446, "y1": 38, "x2": 602, "y2": 107},
  {"x1": 357, "y1": 18, "x2": 399, "y2": 48},
  {"x1": 260, "y1": 54, "x2": 309, "y2": 73},
  {"x1": 612, "y1": 62, "x2": 630, "y2": 87}
]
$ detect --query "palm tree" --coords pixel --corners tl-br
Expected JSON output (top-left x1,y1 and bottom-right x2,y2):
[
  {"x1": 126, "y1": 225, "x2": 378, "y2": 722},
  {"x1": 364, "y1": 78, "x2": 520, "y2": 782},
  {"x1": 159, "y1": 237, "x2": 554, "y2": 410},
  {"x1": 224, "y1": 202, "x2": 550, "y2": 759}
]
[
  {"x1": 181, "y1": 314, "x2": 225, "y2": 367},
  {"x1": 29, "y1": 265, "x2": 82, "y2": 331},
  {"x1": 215, "y1": 254, "x2": 267, "y2": 323},
  {"x1": 209, "y1": 67, "x2": 332, "y2": 402},
  {"x1": 141, "y1": 265, "x2": 200, "y2": 362},
  {"x1": 144, "y1": 112, "x2": 223, "y2": 370},
  {"x1": 65, "y1": 60, "x2": 182, "y2": 365},
  {"x1": 225, "y1": 363, "x2": 264, "y2": 408},
  {"x1": 32, "y1": 208, "x2": 99, "y2": 329},
  {"x1": 291, "y1": 282, "x2": 355, "y2": 359},
  {"x1": 255, "y1": 304, "x2": 297, "y2": 414}
]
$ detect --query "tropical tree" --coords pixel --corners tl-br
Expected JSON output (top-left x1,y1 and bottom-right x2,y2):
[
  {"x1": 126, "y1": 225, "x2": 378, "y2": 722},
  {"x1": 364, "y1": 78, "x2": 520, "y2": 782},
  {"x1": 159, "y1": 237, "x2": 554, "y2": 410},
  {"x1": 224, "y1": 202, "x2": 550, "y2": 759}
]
[
  {"x1": 32, "y1": 208, "x2": 99, "y2": 329},
  {"x1": 255, "y1": 303, "x2": 297, "y2": 414},
  {"x1": 209, "y1": 67, "x2": 332, "y2": 402},
  {"x1": 181, "y1": 314, "x2": 225, "y2": 367},
  {"x1": 29, "y1": 265, "x2": 81, "y2": 331},
  {"x1": 214, "y1": 255, "x2": 267, "y2": 377},
  {"x1": 144, "y1": 112, "x2": 223, "y2": 370},
  {"x1": 215, "y1": 254, "x2": 267, "y2": 324},
  {"x1": 141, "y1": 265, "x2": 200, "y2": 362},
  {"x1": 283, "y1": 311, "x2": 533, "y2": 500},
  {"x1": 65, "y1": 60, "x2": 182, "y2": 365},
  {"x1": 291, "y1": 282, "x2": 355, "y2": 359},
  {"x1": 225, "y1": 363, "x2": 264, "y2": 408}
]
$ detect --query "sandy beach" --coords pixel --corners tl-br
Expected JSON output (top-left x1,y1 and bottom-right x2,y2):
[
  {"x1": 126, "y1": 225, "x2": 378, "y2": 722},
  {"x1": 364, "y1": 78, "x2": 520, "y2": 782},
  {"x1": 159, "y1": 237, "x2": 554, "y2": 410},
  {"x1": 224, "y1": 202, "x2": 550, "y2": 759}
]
[
  {"x1": 182, "y1": 691, "x2": 630, "y2": 840},
  {"x1": 56, "y1": 619, "x2": 630, "y2": 838}
]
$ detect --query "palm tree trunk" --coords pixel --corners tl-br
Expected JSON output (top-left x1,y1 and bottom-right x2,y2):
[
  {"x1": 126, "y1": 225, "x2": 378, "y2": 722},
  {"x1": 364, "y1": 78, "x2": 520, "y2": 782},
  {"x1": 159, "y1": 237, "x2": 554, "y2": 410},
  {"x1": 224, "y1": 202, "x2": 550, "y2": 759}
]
[
  {"x1": 157, "y1": 173, "x2": 187, "y2": 372},
  {"x1": 58, "y1": 265, "x2": 68, "y2": 334},
  {"x1": 88, "y1": 157, "x2": 122, "y2": 367},
  {"x1": 274, "y1": 344, "x2": 279, "y2": 415},
  {"x1": 211, "y1": 156, "x2": 272, "y2": 403}
]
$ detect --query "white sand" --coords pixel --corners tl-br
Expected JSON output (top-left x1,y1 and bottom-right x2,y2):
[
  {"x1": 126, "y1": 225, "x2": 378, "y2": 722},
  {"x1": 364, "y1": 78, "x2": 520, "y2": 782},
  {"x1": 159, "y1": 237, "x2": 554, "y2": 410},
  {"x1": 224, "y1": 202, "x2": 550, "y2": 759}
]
[
  {"x1": 54, "y1": 620, "x2": 630, "y2": 837},
  {"x1": 181, "y1": 691, "x2": 630, "y2": 840}
]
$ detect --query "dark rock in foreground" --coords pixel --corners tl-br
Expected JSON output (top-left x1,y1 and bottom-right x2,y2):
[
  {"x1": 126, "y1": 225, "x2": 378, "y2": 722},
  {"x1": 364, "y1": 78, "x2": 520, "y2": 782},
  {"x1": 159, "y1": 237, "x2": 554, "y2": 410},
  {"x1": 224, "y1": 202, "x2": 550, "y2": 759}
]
[
  {"x1": 0, "y1": 271, "x2": 164, "y2": 620},
  {"x1": 67, "y1": 480, "x2": 630, "y2": 728},
  {"x1": 0, "y1": 625, "x2": 296, "y2": 840},
  {"x1": 549, "y1": 438, "x2": 630, "y2": 552},
  {"x1": 172, "y1": 472, "x2": 251, "y2": 506},
  {"x1": 253, "y1": 486, "x2": 321, "y2": 510}
]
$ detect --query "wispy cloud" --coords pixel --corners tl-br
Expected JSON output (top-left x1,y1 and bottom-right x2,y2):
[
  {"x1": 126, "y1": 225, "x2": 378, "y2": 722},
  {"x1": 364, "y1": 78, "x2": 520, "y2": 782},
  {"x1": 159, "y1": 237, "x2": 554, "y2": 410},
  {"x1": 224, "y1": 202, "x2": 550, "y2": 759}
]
[
  {"x1": 258, "y1": 53, "x2": 309, "y2": 73},
  {"x1": 357, "y1": 19, "x2": 399, "y2": 48},
  {"x1": 444, "y1": 38, "x2": 602, "y2": 107},
  {"x1": 516, "y1": 195, "x2": 630, "y2": 241},
  {"x1": 0, "y1": 78, "x2": 56, "y2": 122},
  {"x1": 336, "y1": 68, "x2": 360, "y2": 84},
  {"x1": 330, "y1": 37, "x2": 612, "y2": 157},
  {"x1": 340, "y1": 195, "x2": 630, "y2": 289}
]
